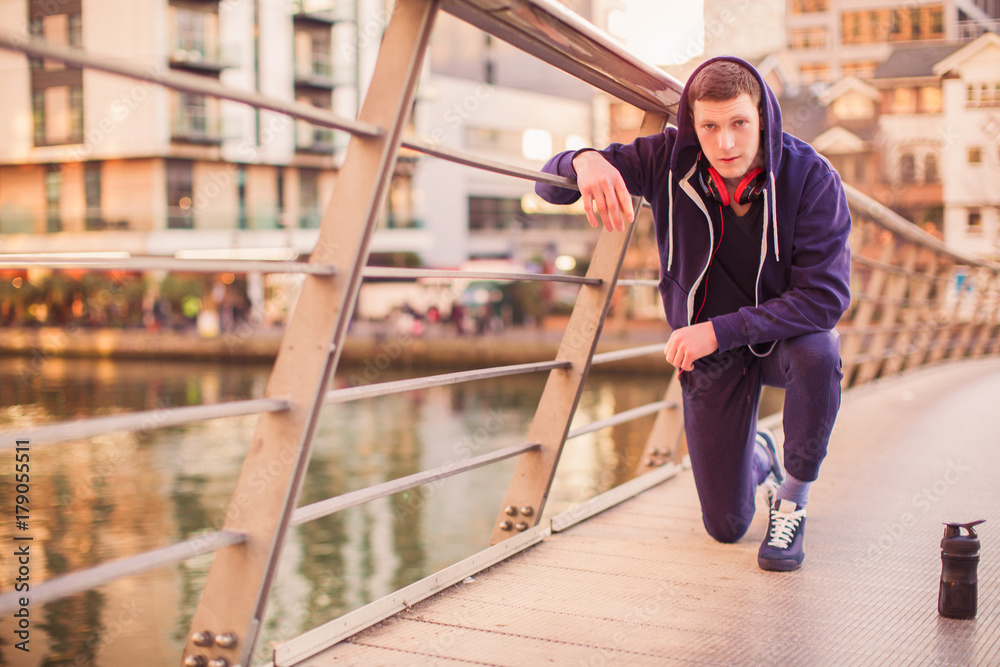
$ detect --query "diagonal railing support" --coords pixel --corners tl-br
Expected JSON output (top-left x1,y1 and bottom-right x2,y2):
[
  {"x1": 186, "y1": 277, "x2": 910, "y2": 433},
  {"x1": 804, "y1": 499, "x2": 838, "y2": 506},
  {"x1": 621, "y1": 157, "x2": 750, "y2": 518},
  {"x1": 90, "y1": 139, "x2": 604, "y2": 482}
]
[
  {"x1": 489, "y1": 110, "x2": 668, "y2": 545},
  {"x1": 179, "y1": 1, "x2": 441, "y2": 665}
]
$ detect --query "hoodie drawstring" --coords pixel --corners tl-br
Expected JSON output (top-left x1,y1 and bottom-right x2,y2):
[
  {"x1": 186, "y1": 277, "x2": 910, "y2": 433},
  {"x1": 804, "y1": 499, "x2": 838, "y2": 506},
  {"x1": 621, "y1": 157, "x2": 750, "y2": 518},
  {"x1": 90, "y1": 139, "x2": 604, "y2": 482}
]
[
  {"x1": 666, "y1": 168, "x2": 674, "y2": 271},
  {"x1": 770, "y1": 171, "x2": 779, "y2": 262}
]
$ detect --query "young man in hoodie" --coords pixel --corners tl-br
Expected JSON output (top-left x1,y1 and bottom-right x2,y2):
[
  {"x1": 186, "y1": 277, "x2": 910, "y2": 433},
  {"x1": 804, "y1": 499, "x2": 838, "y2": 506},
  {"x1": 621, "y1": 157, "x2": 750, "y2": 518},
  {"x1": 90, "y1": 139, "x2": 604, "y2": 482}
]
[{"x1": 535, "y1": 57, "x2": 851, "y2": 571}]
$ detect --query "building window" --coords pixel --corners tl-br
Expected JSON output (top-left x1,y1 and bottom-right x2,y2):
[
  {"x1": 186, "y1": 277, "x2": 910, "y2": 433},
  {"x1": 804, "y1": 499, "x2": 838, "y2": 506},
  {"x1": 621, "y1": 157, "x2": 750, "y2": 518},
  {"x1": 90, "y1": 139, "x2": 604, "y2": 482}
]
[
  {"x1": 172, "y1": 93, "x2": 220, "y2": 143},
  {"x1": 966, "y1": 82, "x2": 1000, "y2": 108},
  {"x1": 28, "y1": 8, "x2": 82, "y2": 70},
  {"x1": 45, "y1": 165, "x2": 61, "y2": 233},
  {"x1": 469, "y1": 197, "x2": 526, "y2": 231},
  {"x1": 29, "y1": 0, "x2": 84, "y2": 146},
  {"x1": 169, "y1": 5, "x2": 221, "y2": 66},
  {"x1": 790, "y1": 27, "x2": 827, "y2": 50},
  {"x1": 842, "y1": 61, "x2": 879, "y2": 79},
  {"x1": 237, "y1": 166, "x2": 247, "y2": 230},
  {"x1": 919, "y1": 86, "x2": 942, "y2": 113},
  {"x1": 968, "y1": 147, "x2": 982, "y2": 164},
  {"x1": 889, "y1": 87, "x2": 917, "y2": 113},
  {"x1": 900, "y1": 153, "x2": 916, "y2": 183},
  {"x1": 791, "y1": 0, "x2": 828, "y2": 13},
  {"x1": 967, "y1": 209, "x2": 982, "y2": 235},
  {"x1": 84, "y1": 162, "x2": 102, "y2": 230},
  {"x1": 294, "y1": 28, "x2": 333, "y2": 81},
  {"x1": 299, "y1": 169, "x2": 320, "y2": 229},
  {"x1": 166, "y1": 159, "x2": 194, "y2": 229},
  {"x1": 924, "y1": 154, "x2": 938, "y2": 183}
]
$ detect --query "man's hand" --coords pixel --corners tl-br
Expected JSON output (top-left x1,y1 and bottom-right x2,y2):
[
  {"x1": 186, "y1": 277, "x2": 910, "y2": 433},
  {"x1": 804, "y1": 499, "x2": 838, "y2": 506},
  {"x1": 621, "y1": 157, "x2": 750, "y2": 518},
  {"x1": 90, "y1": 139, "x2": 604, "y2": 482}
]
[
  {"x1": 572, "y1": 151, "x2": 634, "y2": 232},
  {"x1": 664, "y1": 321, "x2": 719, "y2": 372}
]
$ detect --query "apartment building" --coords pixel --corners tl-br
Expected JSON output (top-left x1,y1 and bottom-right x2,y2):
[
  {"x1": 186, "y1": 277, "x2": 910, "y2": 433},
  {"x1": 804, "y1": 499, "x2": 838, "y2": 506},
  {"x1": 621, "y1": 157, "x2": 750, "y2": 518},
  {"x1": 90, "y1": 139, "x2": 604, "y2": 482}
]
[
  {"x1": 0, "y1": 0, "x2": 403, "y2": 258},
  {"x1": 783, "y1": 0, "x2": 999, "y2": 85},
  {"x1": 802, "y1": 32, "x2": 1000, "y2": 257}
]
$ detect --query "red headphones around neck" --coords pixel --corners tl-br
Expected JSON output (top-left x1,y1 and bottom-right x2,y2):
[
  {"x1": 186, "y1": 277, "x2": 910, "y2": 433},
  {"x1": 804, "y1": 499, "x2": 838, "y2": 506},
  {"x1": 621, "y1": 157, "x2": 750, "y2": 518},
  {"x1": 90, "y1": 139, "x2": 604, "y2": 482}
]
[{"x1": 696, "y1": 151, "x2": 766, "y2": 207}]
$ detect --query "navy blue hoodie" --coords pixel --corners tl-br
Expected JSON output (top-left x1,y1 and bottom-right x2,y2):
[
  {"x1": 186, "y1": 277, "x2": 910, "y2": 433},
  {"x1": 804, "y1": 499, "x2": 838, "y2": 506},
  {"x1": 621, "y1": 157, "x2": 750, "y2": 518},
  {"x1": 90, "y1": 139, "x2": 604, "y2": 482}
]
[{"x1": 535, "y1": 56, "x2": 851, "y2": 357}]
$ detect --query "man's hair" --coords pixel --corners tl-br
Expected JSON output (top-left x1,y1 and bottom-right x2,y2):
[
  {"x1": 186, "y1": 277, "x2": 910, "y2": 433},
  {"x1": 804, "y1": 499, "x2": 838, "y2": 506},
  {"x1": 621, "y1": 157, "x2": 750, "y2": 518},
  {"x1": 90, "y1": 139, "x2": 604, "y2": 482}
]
[{"x1": 686, "y1": 61, "x2": 762, "y2": 111}]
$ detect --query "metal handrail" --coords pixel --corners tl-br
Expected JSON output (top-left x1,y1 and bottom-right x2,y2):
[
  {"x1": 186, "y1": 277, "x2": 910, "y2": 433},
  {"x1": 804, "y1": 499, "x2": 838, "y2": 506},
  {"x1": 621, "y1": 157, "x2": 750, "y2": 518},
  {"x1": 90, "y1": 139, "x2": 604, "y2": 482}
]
[
  {"x1": 441, "y1": 0, "x2": 683, "y2": 116},
  {"x1": 326, "y1": 360, "x2": 571, "y2": 404},
  {"x1": 0, "y1": 256, "x2": 337, "y2": 275},
  {"x1": 590, "y1": 343, "x2": 665, "y2": 365},
  {"x1": 566, "y1": 399, "x2": 675, "y2": 439},
  {"x1": 401, "y1": 135, "x2": 579, "y2": 190},
  {"x1": 0, "y1": 35, "x2": 382, "y2": 138},
  {"x1": 291, "y1": 441, "x2": 541, "y2": 526},
  {"x1": 0, "y1": 399, "x2": 291, "y2": 449},
  {"x1": 362, "y1": 266, "x2": 601, "y2": 285},
  {"x1": 0, "y1": 530, "x2": 246, "y2": 614},
  {"x1": 844, "y1": 184, "x2": 999, "y2": 271}
]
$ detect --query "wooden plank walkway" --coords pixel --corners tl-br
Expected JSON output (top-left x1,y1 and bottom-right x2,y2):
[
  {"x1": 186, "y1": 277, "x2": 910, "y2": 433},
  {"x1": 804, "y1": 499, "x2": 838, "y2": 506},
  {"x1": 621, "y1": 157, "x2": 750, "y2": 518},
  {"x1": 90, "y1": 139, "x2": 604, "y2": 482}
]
[{"x1": 291, "y1": 358, "x2": 1000, "y2": 665}]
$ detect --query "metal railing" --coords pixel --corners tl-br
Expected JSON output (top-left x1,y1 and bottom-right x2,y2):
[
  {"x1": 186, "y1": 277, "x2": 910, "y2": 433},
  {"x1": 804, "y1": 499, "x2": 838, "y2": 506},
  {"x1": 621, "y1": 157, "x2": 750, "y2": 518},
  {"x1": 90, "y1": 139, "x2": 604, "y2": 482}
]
[{"x1": 1, "y1": 1, "x2": 999, "y2": 666}]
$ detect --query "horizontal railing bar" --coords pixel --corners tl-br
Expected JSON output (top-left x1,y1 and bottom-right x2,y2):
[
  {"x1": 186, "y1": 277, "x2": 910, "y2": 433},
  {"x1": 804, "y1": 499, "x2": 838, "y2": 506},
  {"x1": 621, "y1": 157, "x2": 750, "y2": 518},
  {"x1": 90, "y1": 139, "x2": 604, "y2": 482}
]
[
  {"x1": 590, "y1": 343, "x2": 665, "y2": 366},
  {"x1": 291, "y1": 441, "x2": 541, "y2": 527},
  {"x1": 0, "y1": 36, "x2": 382, "y2": 138},
  {"x1": 0, "y1": 399, "x2": 291, "y2": 450},
  {"x1": 616, "y1": 279, "x2": 660, "y2": 287},
  {"x1": 362, "y1": 266, "x2": 601, "y2": 285},
  {"x1": 846, "y1": 184, "x2": 999, "y2": 270},
  {"x1": 0, "y1": 256, "x2": 336, "y2": 275},
  {"x1": 441, "y1": 0, "x2": 682, "y2": 116},
  {"x1": 0, "y1": 531, "x2": 246, "y2": 613},
  {"x1": 852, "y1": 293, "x2": 938, "y2": 308},
  {"x1": 401, "y1": 136, "x2": 578, "y2": 190},
  {"x1": 326, "y1": 360, "x2": 570, "y2": 404},
  {"x1": 836, "y1": 322, "x2": 948, "y2": 336},
  {"x1": 566, "y1": 399, "x2": 674, "y2": 440},
  {"x1": 850, "y1": 254, "x2": 946, "y2": 282}
]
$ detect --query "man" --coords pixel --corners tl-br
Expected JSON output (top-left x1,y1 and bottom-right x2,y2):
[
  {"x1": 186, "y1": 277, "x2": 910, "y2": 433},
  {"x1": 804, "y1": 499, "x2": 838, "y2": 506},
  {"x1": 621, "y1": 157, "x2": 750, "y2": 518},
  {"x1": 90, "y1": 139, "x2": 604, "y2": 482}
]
[{"x1": 535, "y1": 57, "x2": 851, "y2": 571}]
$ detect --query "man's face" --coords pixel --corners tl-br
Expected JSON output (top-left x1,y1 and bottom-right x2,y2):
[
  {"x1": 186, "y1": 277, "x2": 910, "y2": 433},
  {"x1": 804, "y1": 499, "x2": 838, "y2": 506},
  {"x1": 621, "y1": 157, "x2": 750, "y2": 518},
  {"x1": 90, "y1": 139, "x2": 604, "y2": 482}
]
[{"x1": 692, "y1": 93, "x2": 763, "y2": 187}]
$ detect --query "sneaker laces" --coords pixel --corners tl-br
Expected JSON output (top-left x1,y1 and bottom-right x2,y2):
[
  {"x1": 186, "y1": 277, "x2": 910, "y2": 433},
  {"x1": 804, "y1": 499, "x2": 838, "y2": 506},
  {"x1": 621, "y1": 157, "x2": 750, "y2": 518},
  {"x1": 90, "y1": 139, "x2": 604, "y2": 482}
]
[{"x1": 767, "y1": 501, "x2": 806, "y2": 549}]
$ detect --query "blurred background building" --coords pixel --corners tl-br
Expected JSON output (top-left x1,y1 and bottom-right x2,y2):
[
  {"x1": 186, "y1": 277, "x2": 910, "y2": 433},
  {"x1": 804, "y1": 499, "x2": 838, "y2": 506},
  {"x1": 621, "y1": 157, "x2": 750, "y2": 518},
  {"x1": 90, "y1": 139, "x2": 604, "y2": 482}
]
[{"x1": 0, "y1": 0, "x2": 998, "y2": 331}]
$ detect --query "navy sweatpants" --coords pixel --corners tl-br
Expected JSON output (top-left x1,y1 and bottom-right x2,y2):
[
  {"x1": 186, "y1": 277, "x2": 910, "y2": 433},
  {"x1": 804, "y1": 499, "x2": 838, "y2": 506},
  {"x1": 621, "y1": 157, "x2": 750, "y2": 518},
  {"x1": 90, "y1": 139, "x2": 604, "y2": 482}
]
[{"x1": 678, "y1": 330, "x2": 843, "y2": 543}]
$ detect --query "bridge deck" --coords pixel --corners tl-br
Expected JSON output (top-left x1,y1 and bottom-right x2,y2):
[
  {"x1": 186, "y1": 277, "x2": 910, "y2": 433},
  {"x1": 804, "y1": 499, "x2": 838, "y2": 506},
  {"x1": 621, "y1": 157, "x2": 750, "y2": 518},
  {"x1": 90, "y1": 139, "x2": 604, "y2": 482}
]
[{"x1": 295, "y1": 359, "x2": 1000, "y2": 665}]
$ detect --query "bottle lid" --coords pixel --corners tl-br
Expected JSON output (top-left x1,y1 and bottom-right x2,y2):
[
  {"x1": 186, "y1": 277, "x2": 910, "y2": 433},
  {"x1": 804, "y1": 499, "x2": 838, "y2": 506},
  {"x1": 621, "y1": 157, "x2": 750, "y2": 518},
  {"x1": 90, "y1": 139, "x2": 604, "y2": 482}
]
[{"x1": 942, "y1": 520, "x2": 985, "y2": 553}]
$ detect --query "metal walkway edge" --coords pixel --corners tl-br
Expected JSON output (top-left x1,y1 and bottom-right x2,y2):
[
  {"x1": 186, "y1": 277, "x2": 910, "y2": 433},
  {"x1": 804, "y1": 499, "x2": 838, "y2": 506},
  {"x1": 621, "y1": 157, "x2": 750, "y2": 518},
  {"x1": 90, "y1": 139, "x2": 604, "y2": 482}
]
[{"x1": 284, "y1": 358, "x2": 1000, "y2": 665}]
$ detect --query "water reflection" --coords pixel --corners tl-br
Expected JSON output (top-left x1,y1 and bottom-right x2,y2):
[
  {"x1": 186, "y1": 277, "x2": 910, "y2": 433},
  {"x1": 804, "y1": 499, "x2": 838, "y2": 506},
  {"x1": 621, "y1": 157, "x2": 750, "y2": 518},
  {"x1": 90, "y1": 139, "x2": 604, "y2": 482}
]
[{"x1": 0, "y1": 357, "x2": 669, "y2": 665}]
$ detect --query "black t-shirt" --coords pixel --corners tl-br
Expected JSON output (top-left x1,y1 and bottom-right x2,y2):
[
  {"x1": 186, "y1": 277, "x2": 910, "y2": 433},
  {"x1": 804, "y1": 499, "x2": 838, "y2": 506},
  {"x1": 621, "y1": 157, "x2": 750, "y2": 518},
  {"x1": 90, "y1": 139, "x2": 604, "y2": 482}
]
[{"x1": 693, "y1": 197, "x2": 764, "y2": 324}]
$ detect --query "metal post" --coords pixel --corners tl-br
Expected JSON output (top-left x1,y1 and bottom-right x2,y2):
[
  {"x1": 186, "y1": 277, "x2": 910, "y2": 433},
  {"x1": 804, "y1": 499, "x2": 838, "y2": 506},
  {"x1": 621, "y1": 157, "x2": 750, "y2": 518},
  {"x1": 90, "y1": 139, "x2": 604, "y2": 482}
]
[
  {"x1": 841, "y1": 233, "x2": 894, "y2": 386},
  {"x1": 901, "y1": 256, "x2": 949, "y2": 372},
  {"x1": 179, "y1": 1, "x2": 440, "y2": 665},
  {"x1": 489, "y1": 111, "x2": 668, "y2": 546},
  {"x1": 632, "y1": 372, "x2": 686, "y2": 475},
  {"x1": 855, "y1": 242, "x2": 919, "y2": 385},
  {"x1": 884, "y1": 250, "x2": 938, "y2": 376}
]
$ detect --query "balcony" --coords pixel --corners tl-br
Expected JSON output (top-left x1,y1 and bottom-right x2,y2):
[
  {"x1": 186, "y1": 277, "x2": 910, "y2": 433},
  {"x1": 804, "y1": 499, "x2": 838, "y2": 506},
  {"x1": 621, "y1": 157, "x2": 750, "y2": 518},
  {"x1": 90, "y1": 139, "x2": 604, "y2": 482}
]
[
  {"x1": 294, "y1": 55, "x2": 355, "y2": 89},
  {"x1": 169, "y1": 42, "x2": 238, "y2": 74},
  {"x1": 171, "y1": 109, "x2": 222, "y2": 145},
  {"x1": 295, "y1": 123, "x2": 336, "y2": 154},
  {"x1": 290, "y1": 1, "x2": 357, "y2": 25}
]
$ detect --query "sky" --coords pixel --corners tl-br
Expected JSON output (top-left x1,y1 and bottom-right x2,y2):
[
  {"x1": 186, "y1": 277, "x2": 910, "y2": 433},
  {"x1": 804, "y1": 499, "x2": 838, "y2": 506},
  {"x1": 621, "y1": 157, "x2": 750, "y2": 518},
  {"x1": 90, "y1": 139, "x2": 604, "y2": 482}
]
[{"x1": 606, "y1": 0, "x2": 705, "y2": 66}]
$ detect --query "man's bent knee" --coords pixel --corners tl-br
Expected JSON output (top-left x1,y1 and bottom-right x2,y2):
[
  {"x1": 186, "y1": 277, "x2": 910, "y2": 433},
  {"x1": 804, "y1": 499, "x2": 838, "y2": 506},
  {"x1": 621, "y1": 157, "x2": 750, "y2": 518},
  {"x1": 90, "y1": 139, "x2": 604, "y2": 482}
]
[
  {"x1": 784, "y1": 330, "x2": 841, "y2": 373},
  {"x1": 704, "y1": 503, "x2": 754, "y2": 543}
]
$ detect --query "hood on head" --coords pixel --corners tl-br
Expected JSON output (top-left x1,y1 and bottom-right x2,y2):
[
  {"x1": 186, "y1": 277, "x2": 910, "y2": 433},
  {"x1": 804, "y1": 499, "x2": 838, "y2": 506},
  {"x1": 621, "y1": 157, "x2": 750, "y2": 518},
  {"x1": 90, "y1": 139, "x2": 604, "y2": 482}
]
[{"x1": 669, "y1": 56, "x2": 784, "y2": 176}]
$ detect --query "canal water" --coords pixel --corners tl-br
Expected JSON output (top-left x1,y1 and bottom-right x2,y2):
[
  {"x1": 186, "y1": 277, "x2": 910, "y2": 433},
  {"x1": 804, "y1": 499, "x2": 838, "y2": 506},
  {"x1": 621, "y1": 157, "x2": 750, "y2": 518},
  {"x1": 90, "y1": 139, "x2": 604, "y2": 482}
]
[{"x1": 0, "y1": 354, "x2": 717, "y2": 666}]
